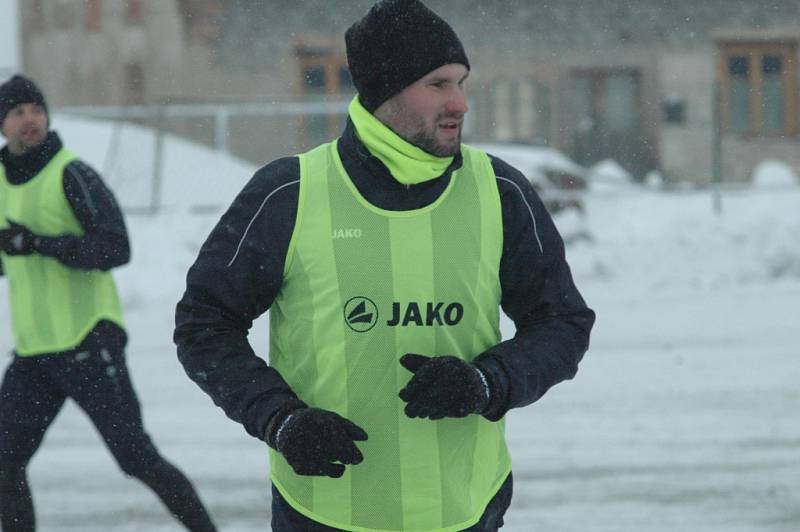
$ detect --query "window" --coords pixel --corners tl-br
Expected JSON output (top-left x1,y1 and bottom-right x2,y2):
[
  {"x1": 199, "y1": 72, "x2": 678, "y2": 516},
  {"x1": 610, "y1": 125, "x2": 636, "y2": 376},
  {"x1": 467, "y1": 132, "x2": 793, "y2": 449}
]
[
  {"x1": 85, "y1": 0, "x2": 101, "y2": 32},
  {"x1": 492, "y1": 79, "x2": 515, "y2": 141},
  {"x1": 26, "y1": 0, "x2": 46, "y2": 32},
  {"x1": 54, "y1": 0, "x2": 76, "y2": 30},
  {"x1": 297, "y1": 59, "x2": 353, "y2": 96},
  {"x1": 302, "y1": 66, "x2": 330, "y2": 146},
  {"x1": 604, "y1": 73, "x2": 637, "y2": 132},
  {"x1": 534, "y1": 81, "x2": 552, "y2": 145},
  {"x1": 303, "y1": 67, "x2": 327, "y2": 93},
  {"x1": 488, "y1": 78, "x2": 552, "y2": 144},
  {"x1": 569, "y1": 68, "x2": 648, "y2": 172},
  {"x1": 663, "y1": 97, "x2": 686, "y2": 125},
  {"x1": 125, "y1": 0, "x2": 143, "y2": 25},
  {"x1": 516, "y1": 80, "x2": 535, "y2": 140},
  {"x1": 570, "y1": 69, "x2": 641, "y2": 135},
  {"x1": 339, "y1": 67, "x2": 354, "y2": 93},
  {"x1": 294, "y1": 39, "x2": 354, "y2": 146},
  {"x1": 178, "y1": 0, "x2": 224, "y2": 46},
  {"x1": 125, "y1": 63, "x2": 145, "y2": 104},
  {"x1": 719, "y1": 43, "x2": 797, "y2": 136}
]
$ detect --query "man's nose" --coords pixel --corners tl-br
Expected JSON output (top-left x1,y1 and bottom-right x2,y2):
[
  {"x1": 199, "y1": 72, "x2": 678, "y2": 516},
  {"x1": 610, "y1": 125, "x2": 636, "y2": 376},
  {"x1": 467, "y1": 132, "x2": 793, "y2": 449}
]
[
  {"x1": 21, "y1": 110, "x2": 36, "y2": 124},
  {"x1": 447, "y1": 88, "x2": 469, "y2": 115}
]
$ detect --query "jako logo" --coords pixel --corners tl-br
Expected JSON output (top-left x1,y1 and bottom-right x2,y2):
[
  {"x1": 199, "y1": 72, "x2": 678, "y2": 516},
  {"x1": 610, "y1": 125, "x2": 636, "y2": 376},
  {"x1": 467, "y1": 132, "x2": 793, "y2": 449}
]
[
  {"x1": 387, "y1": 302, "x2": 464, "y2": 327},
  {"x1": 332, "y1": 228, "x2": 363, "y2": 239},
  {"x1": 344, "y1": 299, "x2": 465, "y2": 332},
  {"x1": 344, "y1": 296, "x2": 379, "y2": 332}
]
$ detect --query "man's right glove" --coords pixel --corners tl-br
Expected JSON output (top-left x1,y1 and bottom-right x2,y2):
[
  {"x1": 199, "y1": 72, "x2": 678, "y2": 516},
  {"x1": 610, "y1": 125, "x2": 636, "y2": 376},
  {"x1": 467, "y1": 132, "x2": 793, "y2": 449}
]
[
  {"x1": 0, "y1": 220, "x2": 40, "y2": 256},
  {"x1": 265, "y1": 398, "x2": 368, "y2": 478}
]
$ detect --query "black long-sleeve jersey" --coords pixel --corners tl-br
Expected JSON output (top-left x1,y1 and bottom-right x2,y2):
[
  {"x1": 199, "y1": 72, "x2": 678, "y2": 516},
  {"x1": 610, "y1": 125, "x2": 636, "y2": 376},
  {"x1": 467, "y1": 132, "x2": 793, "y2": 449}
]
[{"x1": 175, "y1": 120, "x2": 595, "y2": 441}]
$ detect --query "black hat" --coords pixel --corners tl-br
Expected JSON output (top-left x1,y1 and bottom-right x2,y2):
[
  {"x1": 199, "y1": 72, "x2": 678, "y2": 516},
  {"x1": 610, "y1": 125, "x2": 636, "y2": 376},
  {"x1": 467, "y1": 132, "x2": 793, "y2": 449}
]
[
  {"x1": 345, "y1": 0, "x2": 470, "y2": 112},
  {"x1": 0, "y1": 75, "x2": 48, "y2": 127}
]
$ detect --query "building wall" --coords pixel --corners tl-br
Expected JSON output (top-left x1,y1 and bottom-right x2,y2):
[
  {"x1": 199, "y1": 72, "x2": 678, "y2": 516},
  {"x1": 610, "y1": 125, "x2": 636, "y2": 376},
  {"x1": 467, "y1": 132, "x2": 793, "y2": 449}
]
[
  {"x1": 722, "y1": 137, "x2": 800, "y2": 183},
  {"x1": 21, "y1": 1, "x2": 182, "y2": 106},
  {"x1": 657, "y1": 49, "x2": 716, "y2": 183}
]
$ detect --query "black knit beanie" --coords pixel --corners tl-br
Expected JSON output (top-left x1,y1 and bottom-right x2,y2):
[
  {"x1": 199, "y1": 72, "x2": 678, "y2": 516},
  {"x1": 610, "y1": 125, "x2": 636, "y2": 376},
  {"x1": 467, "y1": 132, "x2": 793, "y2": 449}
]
[
  {"x1": 345, "y1": 0, "x2": 470, "y2": 112},
  {"x1": 0, "y1": 75, "x2": 48, "y2": 127}
]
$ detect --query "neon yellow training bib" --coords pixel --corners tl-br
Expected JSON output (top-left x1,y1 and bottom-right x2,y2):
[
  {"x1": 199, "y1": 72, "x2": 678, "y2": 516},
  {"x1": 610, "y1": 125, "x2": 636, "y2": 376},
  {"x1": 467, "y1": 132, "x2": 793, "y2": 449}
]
[
  {"x1": 268, "y1": 141, "x2": 511, "y2": 531},
  {"x1": 0, "y1": 148, "x2": 125, "y2": 356}
]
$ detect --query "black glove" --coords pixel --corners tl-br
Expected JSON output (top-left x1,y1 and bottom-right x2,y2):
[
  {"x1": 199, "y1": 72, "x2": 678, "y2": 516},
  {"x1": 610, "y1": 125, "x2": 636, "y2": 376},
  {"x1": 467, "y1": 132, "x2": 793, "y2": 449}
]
[
  {"x1": 0, "y1": 220, "x2": 39, "y2": 256},
  {"x1": 266, "y1": 398, "x2": 368, "y2": 478},
  {"x1": 399, "y1": 354, "x2": 491, "y2": 420}
]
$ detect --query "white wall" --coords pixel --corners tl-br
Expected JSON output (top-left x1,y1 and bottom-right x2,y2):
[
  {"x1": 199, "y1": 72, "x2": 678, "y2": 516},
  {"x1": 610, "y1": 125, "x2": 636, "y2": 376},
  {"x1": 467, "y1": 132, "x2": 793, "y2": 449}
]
[
  {"x1": 657, "y1": 49, "x2": 716, "y2": 183},
  {"x1": 0, "y1": 0, "x2": 20, "y2": 79}
]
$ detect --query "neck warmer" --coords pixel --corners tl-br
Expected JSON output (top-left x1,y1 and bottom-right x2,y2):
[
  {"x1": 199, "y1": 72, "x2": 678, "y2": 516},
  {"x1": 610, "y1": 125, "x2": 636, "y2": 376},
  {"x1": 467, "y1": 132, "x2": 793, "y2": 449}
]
[
  {"x1": 0, "y1": 131, "x2": 62, "y2": 185},
  {"x1": 348, "y1": 96, "x2": 454, "y2": 185}
]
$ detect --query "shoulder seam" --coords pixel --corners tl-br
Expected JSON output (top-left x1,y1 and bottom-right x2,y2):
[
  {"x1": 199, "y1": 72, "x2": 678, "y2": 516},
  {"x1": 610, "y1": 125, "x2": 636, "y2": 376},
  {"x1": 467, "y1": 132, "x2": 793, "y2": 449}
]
[
  {"x1": 496, "y1": 175, "x2": 543, "y2": 254},
  {"x1": 64, "y1": 163, "x2": 98, "y2": 218},
  {"x1": 227, "y1": 179, "x2": 300, "y2": 268}
]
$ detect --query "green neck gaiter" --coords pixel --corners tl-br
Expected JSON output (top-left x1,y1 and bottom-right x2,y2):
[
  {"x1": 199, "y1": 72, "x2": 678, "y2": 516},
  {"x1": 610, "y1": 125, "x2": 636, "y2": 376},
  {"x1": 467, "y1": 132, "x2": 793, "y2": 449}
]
[{"x1": 348, "y1": 96, "x2": 454, "y2": 185}]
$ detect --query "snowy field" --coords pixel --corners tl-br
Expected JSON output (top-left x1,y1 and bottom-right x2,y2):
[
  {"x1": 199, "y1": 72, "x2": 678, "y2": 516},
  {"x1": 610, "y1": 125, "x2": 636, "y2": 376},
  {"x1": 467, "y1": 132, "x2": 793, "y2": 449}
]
[{"x1": 1, "y1": 118, "x2": 799, "y2": 531}]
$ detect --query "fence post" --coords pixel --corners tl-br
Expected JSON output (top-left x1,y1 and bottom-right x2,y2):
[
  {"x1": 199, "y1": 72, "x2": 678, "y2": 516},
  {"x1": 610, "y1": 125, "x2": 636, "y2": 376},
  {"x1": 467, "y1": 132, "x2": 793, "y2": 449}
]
[
  {"x1": 151, "y1": 105, "x2": 166, "y2": 214},
  {"x1": 214, "y1": 108, "x2": 230, "y2": 154}
]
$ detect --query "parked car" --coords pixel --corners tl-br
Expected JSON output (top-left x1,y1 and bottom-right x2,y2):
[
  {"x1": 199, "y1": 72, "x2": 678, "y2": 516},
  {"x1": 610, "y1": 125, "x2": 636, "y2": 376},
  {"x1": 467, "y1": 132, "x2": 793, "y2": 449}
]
[{"x1": 471, "y1": 143, "x2": 588, "y2": 214}]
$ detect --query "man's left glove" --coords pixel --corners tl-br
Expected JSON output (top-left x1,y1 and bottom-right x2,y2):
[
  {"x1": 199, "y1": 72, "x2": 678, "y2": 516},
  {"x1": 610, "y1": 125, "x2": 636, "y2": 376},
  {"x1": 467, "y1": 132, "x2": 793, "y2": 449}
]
[
  {"x1": 265, "y1": 398, "x2": 369, "y2": 478},
  {"x1": 0, "y1": 220, "x2": 39, "y2": 255},
  {"x1": 399, "y1": 354, "x2": 491, "y2": 420}
]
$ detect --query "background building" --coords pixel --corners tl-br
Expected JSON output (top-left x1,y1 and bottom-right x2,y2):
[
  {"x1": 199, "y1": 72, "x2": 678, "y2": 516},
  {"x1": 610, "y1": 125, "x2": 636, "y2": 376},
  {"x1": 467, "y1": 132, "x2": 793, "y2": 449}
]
[{"x1": 16, "y1": 0, "x2": 800, "y2": 183}]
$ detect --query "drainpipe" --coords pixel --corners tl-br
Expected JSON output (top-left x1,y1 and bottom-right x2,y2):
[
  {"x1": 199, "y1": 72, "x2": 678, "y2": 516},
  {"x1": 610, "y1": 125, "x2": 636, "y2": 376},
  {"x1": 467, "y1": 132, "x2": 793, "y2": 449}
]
[{"x1": 711, "y1": 80, "x2": 723, "y2": 214}]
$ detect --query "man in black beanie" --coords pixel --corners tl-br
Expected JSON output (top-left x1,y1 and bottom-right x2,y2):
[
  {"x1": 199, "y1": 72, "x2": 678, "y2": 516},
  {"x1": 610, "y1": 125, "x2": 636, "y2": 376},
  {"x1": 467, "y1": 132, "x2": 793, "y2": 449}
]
[
  {"x1": 0, "y1": 75, "x2": 49, "y2": 155},
  {"x1": 176, "y1": 1, "x2": 594, "y2": 531},
  {"x1": 0, "y1": 75, "x2": 218, "y2": 532}
]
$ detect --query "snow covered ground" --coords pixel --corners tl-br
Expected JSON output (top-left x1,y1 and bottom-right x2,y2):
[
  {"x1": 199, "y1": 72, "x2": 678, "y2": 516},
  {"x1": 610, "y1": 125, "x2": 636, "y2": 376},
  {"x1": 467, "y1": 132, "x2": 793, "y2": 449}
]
[{"x1": 1, "y1": 118, "x2": 799, "y2": 531}]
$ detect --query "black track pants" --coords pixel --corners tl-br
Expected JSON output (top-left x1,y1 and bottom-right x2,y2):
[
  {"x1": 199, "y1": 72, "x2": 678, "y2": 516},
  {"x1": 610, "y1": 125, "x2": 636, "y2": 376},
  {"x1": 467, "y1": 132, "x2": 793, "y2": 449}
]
[{"x1": 0, "y1": 326, "x2": 217, "y2": 532}]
